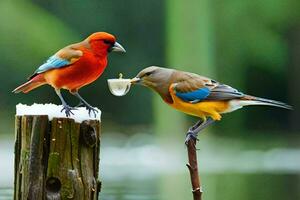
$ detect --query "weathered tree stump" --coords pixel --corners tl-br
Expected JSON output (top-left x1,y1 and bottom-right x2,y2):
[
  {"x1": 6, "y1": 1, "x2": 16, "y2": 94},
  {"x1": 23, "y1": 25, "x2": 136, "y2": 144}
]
[{"x1": 14, "y1": 115, "x2": 101, "y2": 200}]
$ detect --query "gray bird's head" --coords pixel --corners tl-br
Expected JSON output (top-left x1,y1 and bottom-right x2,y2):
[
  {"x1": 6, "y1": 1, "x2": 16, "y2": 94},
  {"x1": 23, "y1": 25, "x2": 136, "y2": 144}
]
[
  {"x1": 131, "y1": 66, "x2": 173, "y2": 88},
  {"x1": 131, "y1": 66, "x2": 174, "y2": 103}
]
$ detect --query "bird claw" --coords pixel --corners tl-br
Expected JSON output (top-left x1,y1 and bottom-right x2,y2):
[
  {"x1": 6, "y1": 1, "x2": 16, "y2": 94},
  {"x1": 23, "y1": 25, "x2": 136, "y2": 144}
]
[
  {"x1": 85, "y1": 105, "x2": 98, "y2": 118},
  {"x1": 185, "y1": 131, "x2": 199, "y2": 145},
  {"x1": 74, "y1": 101, "x2": 98, "y2": 117},
  {"x1": 61, "y1": 105, "x2": 77, "y2": 117}
]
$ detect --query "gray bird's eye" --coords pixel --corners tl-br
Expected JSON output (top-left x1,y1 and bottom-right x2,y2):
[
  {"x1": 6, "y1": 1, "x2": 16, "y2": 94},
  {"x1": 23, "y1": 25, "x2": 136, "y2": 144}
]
[{"x1": 145, "y1": 72, "x2": 152, "y2": 76}]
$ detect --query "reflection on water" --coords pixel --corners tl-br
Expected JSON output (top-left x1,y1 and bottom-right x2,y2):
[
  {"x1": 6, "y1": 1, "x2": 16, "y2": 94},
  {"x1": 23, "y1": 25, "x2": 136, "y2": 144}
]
[
  {"x1": 0, "y1": 188, "x2": 13, "y2": 200},
  {"x1": 0, "y1": 133, "x2": 300, "y2": 200},
  {"x1": 101, "y1": 178, "x2": 158, "y2": 200},
  {"x1": 159, "y1": 173, "x2": 300, "y2": 200},
  {"x1": 1, "y1": 173, "x2": 299, "y2": 200}
]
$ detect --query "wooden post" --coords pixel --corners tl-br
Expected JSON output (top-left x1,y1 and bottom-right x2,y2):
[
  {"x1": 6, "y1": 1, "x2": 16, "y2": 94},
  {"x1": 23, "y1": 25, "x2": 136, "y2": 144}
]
[
  {"x1": 14, "y1": 115, "x2": 101, "y2": 200},
  {"x1": 186, "y1": 138, "x2": 202, "y2": 200}
]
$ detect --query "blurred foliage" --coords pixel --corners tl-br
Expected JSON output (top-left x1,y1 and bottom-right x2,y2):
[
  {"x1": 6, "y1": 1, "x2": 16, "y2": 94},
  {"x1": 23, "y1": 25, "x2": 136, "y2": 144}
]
[
  {"x1": 0, "y1": 0, "x2": 165, "y2": 130},
  {"x1": 0, "y1": 0, "x2": 299, "y2": 135},
  {"x1": 212, "y1": 0, "x2": 300, "y2": 132}
]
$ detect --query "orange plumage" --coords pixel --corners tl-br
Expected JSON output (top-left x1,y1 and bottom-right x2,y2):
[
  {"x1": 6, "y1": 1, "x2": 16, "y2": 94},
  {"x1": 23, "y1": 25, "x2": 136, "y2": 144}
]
[
  {"x1": 44, "y1": 47, "x2": 107, "y2": 92},
  {"x1": 13, "y1": 32, "x2": 126, "y2": 116}
]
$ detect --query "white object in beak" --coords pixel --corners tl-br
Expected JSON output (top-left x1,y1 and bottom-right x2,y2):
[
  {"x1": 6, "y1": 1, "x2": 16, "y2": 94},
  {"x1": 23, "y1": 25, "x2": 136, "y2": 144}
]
[{"x1": 107, "y1": 79, "x2": 131, "y2": 96}]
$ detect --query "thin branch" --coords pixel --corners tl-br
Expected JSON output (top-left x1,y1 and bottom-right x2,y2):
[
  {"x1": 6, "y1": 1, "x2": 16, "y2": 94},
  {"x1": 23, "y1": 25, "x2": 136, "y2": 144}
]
[{"x1": 186, "y1": 138, "x2": 202, "y2": 200}]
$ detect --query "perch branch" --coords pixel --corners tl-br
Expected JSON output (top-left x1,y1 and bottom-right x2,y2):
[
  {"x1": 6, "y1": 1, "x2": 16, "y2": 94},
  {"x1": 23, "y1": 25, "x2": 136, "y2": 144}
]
[{"x1": 186, "y1": 137, "x2": 202, "y2": 200}]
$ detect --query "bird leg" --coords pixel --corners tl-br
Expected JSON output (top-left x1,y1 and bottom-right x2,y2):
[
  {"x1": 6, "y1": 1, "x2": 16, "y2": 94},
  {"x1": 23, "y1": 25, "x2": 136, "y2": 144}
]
[
  {"x1": 55, "y1": 89, "x2": 77, "y2": 117},
  {"x1": 185, "y1": 118, "x2": 215, "y2": 145},
  {"x1": 73, "y1": 92, "x2": 98, "y2": 117},
  {"x1": 75, "y1": 101, "x2": 84, "y2": 107}
]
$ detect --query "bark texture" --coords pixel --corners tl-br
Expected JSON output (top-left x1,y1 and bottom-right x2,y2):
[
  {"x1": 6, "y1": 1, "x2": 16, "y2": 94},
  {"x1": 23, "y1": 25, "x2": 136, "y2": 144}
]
[
  {"x1": 14, "y1": 116, "x2": 101, "y2": 200},
  {"x1": 186, "y1": 138, "x2": 203, "y2": 200}
]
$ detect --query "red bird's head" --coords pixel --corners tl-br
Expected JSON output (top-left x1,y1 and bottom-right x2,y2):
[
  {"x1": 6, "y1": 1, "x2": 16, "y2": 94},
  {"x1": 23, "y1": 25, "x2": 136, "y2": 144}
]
[{"x1": 87, "y1": 32, "x2": 126, "y2": 56}]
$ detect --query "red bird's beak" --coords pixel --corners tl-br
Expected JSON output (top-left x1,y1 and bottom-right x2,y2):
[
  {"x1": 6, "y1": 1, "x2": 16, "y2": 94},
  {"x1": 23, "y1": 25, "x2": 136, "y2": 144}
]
[{"x1": 109, "y1": 42, "x2": 126, "y2": 53}]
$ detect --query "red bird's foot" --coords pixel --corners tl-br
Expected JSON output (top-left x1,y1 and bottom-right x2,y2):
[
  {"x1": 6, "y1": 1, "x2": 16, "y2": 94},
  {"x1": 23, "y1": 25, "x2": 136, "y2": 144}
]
[
  {"x1": 73, "y1": 93, "x2": 98, "y2": 117},
  {"x1": 61, "y1": 105, "x2": 77, "y2": 117},
  {"x1": 85, "y1": 105, "x2": 98, "y2": 118},
  {"x1": 74, "y1": 102, "x2": 98, "y2": 117}
]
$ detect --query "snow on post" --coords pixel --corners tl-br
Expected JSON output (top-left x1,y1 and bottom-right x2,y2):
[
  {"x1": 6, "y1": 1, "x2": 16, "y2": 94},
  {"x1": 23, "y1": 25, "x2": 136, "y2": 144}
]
[
  {"x1": 16, "y1": 103, "x2": 101, "y2": 123},
  {"x1": 14, "y1": 104, "x2": 101, "y2": 199}
]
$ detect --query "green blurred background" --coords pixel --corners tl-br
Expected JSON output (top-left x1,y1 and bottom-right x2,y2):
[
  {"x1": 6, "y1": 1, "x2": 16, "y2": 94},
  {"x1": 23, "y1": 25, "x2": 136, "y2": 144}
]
[{"x1": 0, "y1": 0, "x2": 299, "y2": 200}]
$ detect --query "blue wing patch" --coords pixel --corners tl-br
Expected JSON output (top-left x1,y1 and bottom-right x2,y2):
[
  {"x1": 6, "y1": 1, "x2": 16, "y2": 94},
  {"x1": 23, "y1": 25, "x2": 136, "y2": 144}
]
[
  {"x1": 176, "y1": 87, "x2": 210, "y2": 103},
  {"x1": 34, "y1": 55, "x2": 70, "y2": 74}
]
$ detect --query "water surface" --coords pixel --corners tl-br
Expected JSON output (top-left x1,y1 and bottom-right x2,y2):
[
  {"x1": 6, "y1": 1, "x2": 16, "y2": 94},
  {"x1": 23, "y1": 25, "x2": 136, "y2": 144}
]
[{"x1": 1, "y1": 133, "x2": 299, "y2": 200}]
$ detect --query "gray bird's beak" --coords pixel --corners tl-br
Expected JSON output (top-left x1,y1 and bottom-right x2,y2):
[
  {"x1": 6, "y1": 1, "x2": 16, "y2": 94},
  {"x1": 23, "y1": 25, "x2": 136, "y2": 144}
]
[
  {"x1": 130, "y1": 77, "x2": 141, "y2": 84},
  {"x1": 110, "y1": 42, "x2": 126, "y2": 53}
]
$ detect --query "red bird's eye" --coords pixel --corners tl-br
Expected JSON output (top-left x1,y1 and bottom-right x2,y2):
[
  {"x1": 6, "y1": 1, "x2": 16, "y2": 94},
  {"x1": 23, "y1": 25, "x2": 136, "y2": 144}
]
[{"x1": 103, "y1": 40, "x2": 111, "y2": 45}]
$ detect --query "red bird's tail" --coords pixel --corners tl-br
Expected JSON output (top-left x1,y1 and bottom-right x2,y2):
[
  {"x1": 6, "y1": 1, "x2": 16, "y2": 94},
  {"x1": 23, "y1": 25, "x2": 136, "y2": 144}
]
[{"x1": 12, "y1": 75, "x2": 46, "y2": 93}]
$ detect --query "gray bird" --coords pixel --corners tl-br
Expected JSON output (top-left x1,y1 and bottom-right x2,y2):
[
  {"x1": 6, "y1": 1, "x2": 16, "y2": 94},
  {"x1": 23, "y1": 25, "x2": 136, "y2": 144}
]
[{"x1": 131, "y1": 66, "x2": 292, "y2": 143}]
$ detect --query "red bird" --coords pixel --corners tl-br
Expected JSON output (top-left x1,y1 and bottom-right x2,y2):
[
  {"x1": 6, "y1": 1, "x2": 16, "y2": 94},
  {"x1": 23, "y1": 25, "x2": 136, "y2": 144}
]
[{"x1": 13, "y1": 32, "x2": 126, "y2": 117}]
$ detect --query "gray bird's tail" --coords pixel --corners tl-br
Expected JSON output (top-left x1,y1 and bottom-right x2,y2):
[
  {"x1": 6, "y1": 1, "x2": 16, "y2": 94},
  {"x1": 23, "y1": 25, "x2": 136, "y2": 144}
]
[{"x1": 239, "y1": 95, "x2": 293, "y2": 110}]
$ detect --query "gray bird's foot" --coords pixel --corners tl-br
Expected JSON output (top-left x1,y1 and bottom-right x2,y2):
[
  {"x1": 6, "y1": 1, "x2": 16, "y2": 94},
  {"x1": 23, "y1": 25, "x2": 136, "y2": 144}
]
[
  {"x1": 61, "y1": 105, "x2": 77, "y2": 117},
  {"x1": 185, "y1": 130, "x2": 199, "y2": 145},
  {"x1": 184, "y1": 118, "x2": 216, "y2": 145}
]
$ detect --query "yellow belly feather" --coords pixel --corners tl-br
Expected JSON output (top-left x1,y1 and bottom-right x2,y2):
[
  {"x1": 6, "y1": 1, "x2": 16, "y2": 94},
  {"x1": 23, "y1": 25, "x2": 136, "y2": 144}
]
[{"x1": 168, "y1": 88, "x2": 229, "y2": 121}]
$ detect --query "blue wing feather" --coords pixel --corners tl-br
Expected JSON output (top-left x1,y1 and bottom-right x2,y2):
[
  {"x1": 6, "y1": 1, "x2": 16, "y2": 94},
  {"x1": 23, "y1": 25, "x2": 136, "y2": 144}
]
[
  {"x1": 34, "y1": 55, "x2": 70, "y2": 74},
  {"x1": 176, "y1": 87, "x2": 210, "y2": 103}
]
